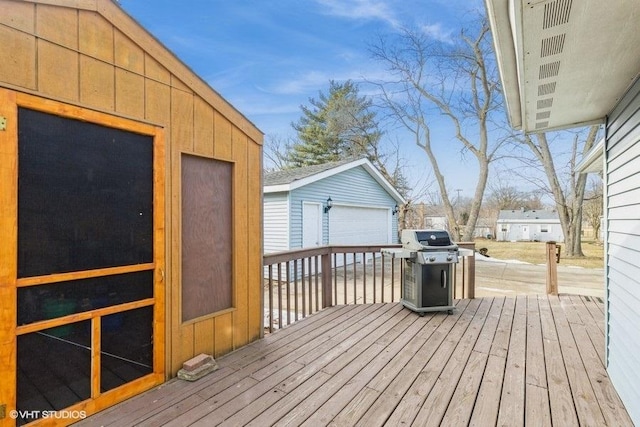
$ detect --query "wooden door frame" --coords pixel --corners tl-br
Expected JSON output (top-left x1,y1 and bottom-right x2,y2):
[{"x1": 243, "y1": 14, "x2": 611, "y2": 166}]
[{"x1": 0, "y1": 89, "x2": 165, "y2": 425}]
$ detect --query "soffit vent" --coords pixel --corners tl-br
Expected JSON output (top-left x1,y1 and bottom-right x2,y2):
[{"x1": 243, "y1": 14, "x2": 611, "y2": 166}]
[
  {"x1": 543, "y1": 0, "x2": 573, "y2": 29},
  {"x1": 538, "y1": 82, "x2": 557, "y2": 96},
  {"x1": 541, "y1": 34, "x2": 566, "y2": 57},
  {"x1": 539, "y1": 61, "x2": 561, "y2": 79},
  {"x1": 536, "y1": 121, "x2": 549, "y2": 129},
  {"x1": 536, "y1": 111, "x2": 551, "y2": 120},
  {"x1": 537, "y1": 98, "x2": 554, "y2": 108}
]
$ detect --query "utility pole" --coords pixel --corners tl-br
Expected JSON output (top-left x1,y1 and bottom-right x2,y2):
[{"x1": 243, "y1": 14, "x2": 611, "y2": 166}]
[{"x1": 455, "y1": 189, "x2": 462, "y2": 204}]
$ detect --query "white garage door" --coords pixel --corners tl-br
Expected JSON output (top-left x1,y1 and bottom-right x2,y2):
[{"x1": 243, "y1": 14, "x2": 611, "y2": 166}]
[{"x1": 329, "y1": 205, "x2": 390, "y2": 245}]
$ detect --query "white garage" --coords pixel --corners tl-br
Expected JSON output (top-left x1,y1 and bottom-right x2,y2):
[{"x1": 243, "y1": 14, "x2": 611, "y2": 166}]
[
  {"x1": 263, "y1": 157, "x2": 405, "y2": 256},
  {"x1": 329, "y1": 205, "x2": 391, "y2": 245}
]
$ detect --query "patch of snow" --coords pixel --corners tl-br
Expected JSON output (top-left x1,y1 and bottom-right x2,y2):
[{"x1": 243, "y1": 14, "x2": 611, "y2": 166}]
[{"x1": 475, "y1": 253, "x2": 530, "y2": 264}]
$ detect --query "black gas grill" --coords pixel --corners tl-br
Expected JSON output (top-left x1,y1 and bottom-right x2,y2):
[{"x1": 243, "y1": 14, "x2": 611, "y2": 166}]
[{"x1": 397, "y1": 229, "x2": 459, "y2": 315}]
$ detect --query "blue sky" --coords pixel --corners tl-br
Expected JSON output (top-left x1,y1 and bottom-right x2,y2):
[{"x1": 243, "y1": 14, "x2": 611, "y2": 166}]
[{"x1": 120, "y1": 0, "x2": 486, "y2": 200}]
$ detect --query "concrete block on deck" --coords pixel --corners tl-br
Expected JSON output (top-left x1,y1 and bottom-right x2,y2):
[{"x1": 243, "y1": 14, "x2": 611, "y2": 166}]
[{"x1": 177, "y1": 354, "x2": 218, "y2": 381}]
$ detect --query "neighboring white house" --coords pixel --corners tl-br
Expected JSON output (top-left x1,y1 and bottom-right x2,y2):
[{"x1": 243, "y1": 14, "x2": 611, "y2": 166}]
[
  {"x1": 486, "y1": 0, "x2": 640, "y2": 422},
  {"x1": 496, "y1": 209, "x2": 564, "y2": 242},
  {"x1": 263, "y1": 158, "x2": 406, "y2": 255}
]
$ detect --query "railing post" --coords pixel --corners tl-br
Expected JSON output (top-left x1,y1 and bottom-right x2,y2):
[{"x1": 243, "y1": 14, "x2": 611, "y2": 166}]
[
  {"x1": 457, "y1": 242, "x2": 476, "y2": 299},
  {"x1": 321, "y1": 250, "x2": 333, "y2": 308},
  {"x1": 546, "y1": 241, "x2": 559, "y2": 295},
  {"x1": 466, "y1": 246, "x2": 475, "y2": 299}
]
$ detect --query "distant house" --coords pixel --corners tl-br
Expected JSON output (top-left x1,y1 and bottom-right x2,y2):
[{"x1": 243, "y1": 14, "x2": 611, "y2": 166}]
[
  {"x1": 264, "y1": 158, "x2": 406, "y2": 255},
  {"x1": 496, "y1": 209, "x2": 564, "y2": 242}
]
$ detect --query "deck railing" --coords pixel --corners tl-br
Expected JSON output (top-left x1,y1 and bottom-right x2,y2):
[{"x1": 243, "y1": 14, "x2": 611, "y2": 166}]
[{"x1": 263, "y1": 243, "x2": 476, "y2": 333}]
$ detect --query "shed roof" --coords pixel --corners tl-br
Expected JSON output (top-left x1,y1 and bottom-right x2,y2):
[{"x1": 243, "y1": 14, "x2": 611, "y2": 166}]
[
  {"x1": 264, "y1": 157, "x2": 406, "y2": 204},
  {"x1": 29, "y1": 0, "x2": 263, "y2": 142},
  {"x1": 264, "y1": 158, "x2": 356, "y2": 186},
  {"x1": 497, "y1": 209, "x2": 559, "y2": 222}
]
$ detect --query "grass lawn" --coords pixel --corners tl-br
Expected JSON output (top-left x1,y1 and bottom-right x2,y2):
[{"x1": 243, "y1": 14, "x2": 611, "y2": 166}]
[{"x1": 472, "y1": 238, "x2": 604, "y2": 269}]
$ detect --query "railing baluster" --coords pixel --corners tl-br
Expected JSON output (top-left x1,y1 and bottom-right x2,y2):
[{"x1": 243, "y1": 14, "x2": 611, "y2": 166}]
[
  {"x1": 286, "y1": 260, "x2": 291, "y2": 325},
  {"x1": 362, "y1": 253, "x2": 367, "y2": 304},
  {"x1": 352, "y1": 253, "x2": 357, "y2": 304},
  {"x1": 381, "y1": 256, "x2": 386, "y2": 303},
  {"x1": 342, "y1": 253, "x2": 347, "y2": 304},
  {"x1": 308, "y1": 257, "x2": 313, "y2": 314},
  {"x1": 314, "y1": 256, "x2": 320, "y2": 312},
  {"x1": 301, "y1": 258, "x2": 306, "y2": 317},
  {"x1": 399, "y1": 259, "x2": 403, "y2": 300},
  {"x1": 321, "y1": 252, "x2": 332, "y2": 308},
  {"x1": 459, "y1": 258, "x2": 464, "y2": 299},
  {"x1": 277, "y1": 263, "x2": 283, "y2": 330},
  {"x1": 331, "y1": 253, "x2": 338, "y2": 305},
  {"x1": 373, "y1": 253, "x2": 377, "y2": 303},
  {"x1": 268, "y1": 265, "x2": 274, "y2": 333},
  {"x1": 391, "y1": 259, "x2": 396, "y2": 302},
  {"x1": 294, "y1": 259, "x2": 299, "y2": 321}
]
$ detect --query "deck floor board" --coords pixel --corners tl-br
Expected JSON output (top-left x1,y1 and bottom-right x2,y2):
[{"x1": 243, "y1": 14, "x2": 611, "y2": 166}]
[{"x1": 77, "y1": 296, "x2": 633, "y2": 427}]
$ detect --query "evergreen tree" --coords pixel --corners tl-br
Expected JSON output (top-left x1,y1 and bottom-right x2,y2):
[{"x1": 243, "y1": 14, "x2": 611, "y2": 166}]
[{"x1": 287, "y1": 80, "x2": 382, "y2": 166}]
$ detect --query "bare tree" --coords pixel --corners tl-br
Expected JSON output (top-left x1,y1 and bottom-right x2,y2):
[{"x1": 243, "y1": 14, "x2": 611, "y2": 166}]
[
  {"x1": 583, "y1": 176, "x2": 603, "y2": 242},
  {"x1": 485, "y1": 177, "x2": 544, "y2": 215},
  {"x1": 487, "y1": 181, "x2": 528, "y2": 211},
  {"x1": 369, "y1": 17, "x2": 504, "y2": 241},
  {"x1": 519, "y1": 125, "x2": 600, "y2": 256},
  {"x1": 263, "y1": 134, "x2": 295, "y2": 172}
]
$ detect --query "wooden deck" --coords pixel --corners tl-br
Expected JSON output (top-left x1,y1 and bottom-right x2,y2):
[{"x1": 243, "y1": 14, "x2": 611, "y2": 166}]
[{"x1": 77, "y1": 296, "x2": 633, "y2": 426}]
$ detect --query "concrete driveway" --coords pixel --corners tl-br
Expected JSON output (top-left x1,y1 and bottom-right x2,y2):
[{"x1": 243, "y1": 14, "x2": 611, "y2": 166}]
[{"x1": 474, "y1": 255, "x2": 605, "y2": 298}]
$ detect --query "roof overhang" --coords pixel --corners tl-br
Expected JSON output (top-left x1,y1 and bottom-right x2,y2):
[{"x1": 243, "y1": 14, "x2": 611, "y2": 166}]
[
  {"x1": 576, "y1": 138, "x2": 604, "y2": 174},
  {"x1": 485, "y1": 0, "x2": 640, "y2": 133}
]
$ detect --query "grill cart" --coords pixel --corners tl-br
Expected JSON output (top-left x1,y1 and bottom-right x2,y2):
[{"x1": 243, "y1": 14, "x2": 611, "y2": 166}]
[{"x1": 383, "y1": 229, "x2": 459, "y2": 315}]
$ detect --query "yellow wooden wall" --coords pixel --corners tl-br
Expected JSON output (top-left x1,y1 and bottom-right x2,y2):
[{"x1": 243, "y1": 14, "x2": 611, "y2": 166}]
[{"x1": 0, "y1": 0, "x2": 264, "y2": 379}]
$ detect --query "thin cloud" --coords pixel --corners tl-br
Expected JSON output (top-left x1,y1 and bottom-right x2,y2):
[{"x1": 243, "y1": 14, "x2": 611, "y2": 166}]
[
  {"x1": 261, "y1": 71, "x2": 332, "y2": 95},
  {"x1": 314, "y1": 0, "x2": 400, "y2": 27},
  {"x1": 262, "y1": 65, "x2": 386, "y2": 96},
  {"x1": 236, "y1": 99, "x2": 301, "y2": 116},
  {"x1": 420, "y1": 22, "x2": 455, "y2": 43}
]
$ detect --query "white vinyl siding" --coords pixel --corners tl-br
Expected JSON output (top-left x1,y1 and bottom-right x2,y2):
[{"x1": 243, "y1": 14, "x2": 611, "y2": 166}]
[
  {"x1": 263, "y1": 192, "x2": 289, "y2": 254},
  {"x1": 605, "y1": 75, "x2": 640, "y2": 424},
  {"x1": 289, "y1": 165, "x2": 398, "y2": 249}
]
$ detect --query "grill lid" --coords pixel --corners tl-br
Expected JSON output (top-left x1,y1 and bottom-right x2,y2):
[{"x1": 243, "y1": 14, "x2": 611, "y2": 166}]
[
  {"x1": 401, "y1": 229, "x2": 457, "y2": 251},
  {"x1": 415, "y1": 230, "x2": 452, "y2": 246}
]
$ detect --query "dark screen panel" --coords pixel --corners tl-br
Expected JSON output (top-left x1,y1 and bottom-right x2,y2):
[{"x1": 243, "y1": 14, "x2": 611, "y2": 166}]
[
  {"x1": 181, "y1": 155, "x2": 233, "y2": 322},
  {"x1": 101, "y1": 306, "x2": 153, "y2": 392},
  {"x1": 17, "y1": 271, "x2": 154, "y2": 325},
  {"x1": 17, "y1": 321, "x2": 91, "y2": 424},
  {"x1": 17, "y1": 108, "x2": 153, "y2": 277}
]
